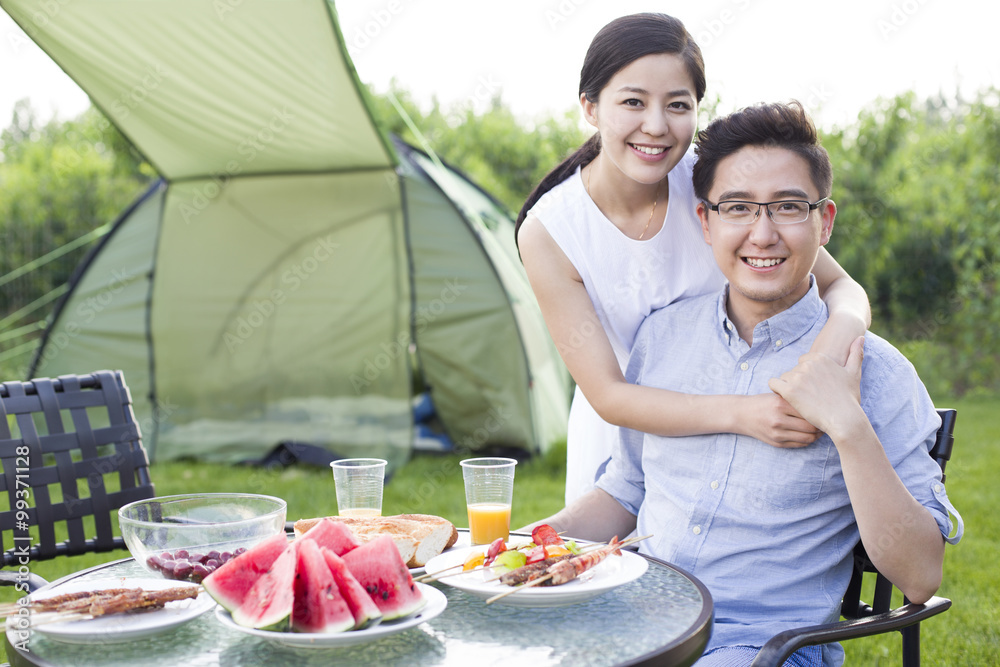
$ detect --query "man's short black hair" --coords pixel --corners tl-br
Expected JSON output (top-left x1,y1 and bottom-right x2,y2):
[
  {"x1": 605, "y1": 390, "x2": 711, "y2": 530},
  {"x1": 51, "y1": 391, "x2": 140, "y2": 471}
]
[{"x1": 693, "y1": 101, "x2": 833, "y2": 201}]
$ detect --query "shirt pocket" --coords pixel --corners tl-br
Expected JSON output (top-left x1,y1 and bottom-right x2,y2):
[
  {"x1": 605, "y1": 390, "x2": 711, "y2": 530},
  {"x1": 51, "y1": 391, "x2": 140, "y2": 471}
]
[{"x1": 749, "y1": 439, "x2": 835, "y2": 510}]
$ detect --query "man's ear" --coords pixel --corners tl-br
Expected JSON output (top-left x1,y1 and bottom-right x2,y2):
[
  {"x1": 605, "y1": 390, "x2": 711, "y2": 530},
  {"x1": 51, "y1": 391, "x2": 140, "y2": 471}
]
[
  {"x1": 696, "y1": 200, "x2": 712, "y2": 244},
  {"x1": 581, "y1": 93, "x2": 599, "y2": 129},
  {"x1": 819, "y1": 199, "x2": 836, "y2": 245}
]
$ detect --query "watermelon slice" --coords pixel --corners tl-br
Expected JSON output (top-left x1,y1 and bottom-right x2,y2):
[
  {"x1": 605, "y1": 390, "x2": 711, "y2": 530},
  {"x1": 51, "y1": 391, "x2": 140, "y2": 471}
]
[
  {"x1": 202, "y1": 533, "x2": 289, "y2": 613},
  {"x1": 342, "y1": 535, "x2": 426, "y2": 621},
  {"x1": 297, "y1": 518, "x2": 361, "y2": 556},
  {"x1": 231, "y1": 543, "x2": 297, "y2": 629},
  {"x1": 321, "y1": 547, "x2": 382, "y2": 630},
  {"x1": 291, "y1": 539, "x2": 355, "y2": 634}
]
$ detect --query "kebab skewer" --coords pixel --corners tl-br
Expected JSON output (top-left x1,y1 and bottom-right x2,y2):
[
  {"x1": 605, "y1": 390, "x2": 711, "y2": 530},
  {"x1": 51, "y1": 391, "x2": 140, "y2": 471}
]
[
  {"x1": 486, "y1": 534, "x2": 651, "y2": 604},
  {"x1": 0, "y1": 585, "x2": 201, "y2": 626}
]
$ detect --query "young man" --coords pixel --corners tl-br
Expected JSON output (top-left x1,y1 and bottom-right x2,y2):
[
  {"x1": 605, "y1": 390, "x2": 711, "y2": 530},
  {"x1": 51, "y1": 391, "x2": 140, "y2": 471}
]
[{"x1": 537, "y1": 102, "x2": 962, "y2": 666}]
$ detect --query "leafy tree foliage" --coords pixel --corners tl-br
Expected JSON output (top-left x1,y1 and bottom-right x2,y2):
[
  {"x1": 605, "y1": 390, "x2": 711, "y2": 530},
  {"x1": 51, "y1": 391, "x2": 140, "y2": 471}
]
[
  {"x1": 365, "y1": 83, "x2": 590, "y2": 215},
  {"x1": 824, "y1": 89, "x2": 1000, "y2": 396},
  {"x1": 0, "y1": 100, "x2": 153, "y2": 374}
]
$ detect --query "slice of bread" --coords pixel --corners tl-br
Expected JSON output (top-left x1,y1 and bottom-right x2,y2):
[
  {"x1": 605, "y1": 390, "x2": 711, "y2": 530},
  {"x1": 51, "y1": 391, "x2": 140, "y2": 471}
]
[{"x1": 293, "y1": 514, "x2": 458, "y2": 567}]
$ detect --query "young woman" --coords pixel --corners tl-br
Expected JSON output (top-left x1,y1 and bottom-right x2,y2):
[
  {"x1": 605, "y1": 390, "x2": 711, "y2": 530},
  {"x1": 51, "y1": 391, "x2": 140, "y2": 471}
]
[{"x1": 515, "y1": 13, "x2": 871, "y2": 503}]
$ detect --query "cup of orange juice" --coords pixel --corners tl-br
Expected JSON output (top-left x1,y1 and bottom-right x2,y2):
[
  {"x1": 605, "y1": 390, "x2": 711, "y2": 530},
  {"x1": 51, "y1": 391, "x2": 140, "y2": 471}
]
[
  {"x1": 331, "y1": 458, "x2": 386, "y2": 518},
  {"x1": 460, "y1": 457, "x2": 517, "y2": 545}
]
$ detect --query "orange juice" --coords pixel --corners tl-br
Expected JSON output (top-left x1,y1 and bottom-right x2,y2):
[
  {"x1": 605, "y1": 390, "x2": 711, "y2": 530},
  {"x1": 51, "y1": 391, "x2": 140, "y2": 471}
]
[
  {"x1": 467, "y1": 502, "x2": 511, "y2": 545},
  {"x1": 338, "y1": 507, "x2": 381, "y2": 518}
]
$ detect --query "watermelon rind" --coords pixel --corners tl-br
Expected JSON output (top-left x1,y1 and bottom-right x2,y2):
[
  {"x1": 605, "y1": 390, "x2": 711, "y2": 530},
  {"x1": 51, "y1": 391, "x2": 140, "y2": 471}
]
[
  {"x1": 202, "y1": 533, "x2": 289, "y2": 613},
  {"x1": 231, "y1": 543, "x2": 297, "y2": 629},
  {"x1": 292, "y1": 539, "x2": 355, "y2": 634},
  {"x1": 321, "y1": 547, "x2": 383, "y2": 630},
  {"x1": 342, "y1": 535, "x2": 426, "y2": 621},
  {"x1": 298, "y1": 518, "x2": 361, "y2": 556}
]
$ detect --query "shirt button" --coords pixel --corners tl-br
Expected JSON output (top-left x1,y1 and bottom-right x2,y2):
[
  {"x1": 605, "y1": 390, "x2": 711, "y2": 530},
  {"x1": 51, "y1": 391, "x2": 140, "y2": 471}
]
[
  {"x1": 775, "y1": 339, "x2": 783, "y2": 347},
  {"x1": 692, "y1": 526, "x2": 702, "y2": 535},
  {"x1": 740, "y1": 362, "x2": 749, "y2": 371},
  {"x1": 710, "y1": 480, "x2": 720, "y2": 490},
  {"x1": 726, "y1": 321, "x2": 734, "y2": 331},
  {"x1": 934, "y1": 484, "x2": 944, "y2": 493}
]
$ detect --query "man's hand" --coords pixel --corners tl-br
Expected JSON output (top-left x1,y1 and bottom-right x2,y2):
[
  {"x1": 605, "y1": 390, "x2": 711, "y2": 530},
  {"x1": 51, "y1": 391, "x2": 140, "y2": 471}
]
[{"x1": 768, "y1": 335, "x2": 865, "y2": 441}]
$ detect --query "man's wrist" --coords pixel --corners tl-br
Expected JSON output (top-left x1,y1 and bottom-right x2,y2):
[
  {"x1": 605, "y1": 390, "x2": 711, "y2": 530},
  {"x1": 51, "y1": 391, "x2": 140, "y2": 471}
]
[{"x1": 827, "y1": 407, "x2": 874, "y2": 451}]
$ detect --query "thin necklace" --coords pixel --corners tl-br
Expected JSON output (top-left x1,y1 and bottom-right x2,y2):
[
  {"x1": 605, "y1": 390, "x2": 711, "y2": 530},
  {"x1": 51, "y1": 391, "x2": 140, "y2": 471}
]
[{"x1": 587, "y1": 158, "x2": 664, "y2": 240}]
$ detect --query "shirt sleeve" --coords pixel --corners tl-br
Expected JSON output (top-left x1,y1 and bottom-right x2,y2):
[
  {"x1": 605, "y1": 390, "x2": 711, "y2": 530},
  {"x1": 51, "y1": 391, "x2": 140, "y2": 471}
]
[{"x1": 862, "y1": 340, "x2": 964, "y2": 544}]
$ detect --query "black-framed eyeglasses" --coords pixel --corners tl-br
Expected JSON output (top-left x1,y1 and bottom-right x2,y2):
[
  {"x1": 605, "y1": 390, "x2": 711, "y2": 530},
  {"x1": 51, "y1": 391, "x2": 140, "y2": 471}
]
[{"x1": 705, "y1": 198, "x2": 829, "y2": 225}]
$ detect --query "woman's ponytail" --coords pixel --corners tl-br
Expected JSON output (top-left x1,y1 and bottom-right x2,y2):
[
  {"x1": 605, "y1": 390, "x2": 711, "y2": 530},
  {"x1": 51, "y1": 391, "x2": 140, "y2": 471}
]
[{"x1": 514, "y1": 133, "x2": 601, "y2": 244}]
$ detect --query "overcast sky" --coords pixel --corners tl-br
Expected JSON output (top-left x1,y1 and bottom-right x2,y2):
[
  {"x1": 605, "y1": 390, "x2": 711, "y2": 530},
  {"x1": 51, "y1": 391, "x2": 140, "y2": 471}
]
[{"x1": 2, "y1": 0, "x2": 998, "y2": 132}]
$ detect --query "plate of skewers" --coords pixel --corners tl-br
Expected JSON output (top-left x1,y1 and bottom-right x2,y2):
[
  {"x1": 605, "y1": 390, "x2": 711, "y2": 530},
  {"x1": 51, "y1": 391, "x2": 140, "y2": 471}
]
[
  {"x1": 3, "y1": 578, "x2": 215, "y2": 643},
  {"x1": 420, "y1": 526, "x2": 649, "y2": 608}
]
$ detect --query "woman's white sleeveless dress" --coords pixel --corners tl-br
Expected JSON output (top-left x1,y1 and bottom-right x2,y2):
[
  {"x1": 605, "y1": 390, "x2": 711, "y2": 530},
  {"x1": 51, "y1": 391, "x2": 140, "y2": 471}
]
[{"x1": 528, "y1": 148, "x2": 725, "y2": 503}]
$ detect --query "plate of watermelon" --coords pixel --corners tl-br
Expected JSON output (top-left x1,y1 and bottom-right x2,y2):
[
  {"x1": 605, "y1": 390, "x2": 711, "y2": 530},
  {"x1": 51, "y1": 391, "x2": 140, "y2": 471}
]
[
  {"x1": 203, "y1": 518, "x2": 448, "y2": 647},
  {"x1": 214, "y1": 583, "x2": 447, "y2": 648}
]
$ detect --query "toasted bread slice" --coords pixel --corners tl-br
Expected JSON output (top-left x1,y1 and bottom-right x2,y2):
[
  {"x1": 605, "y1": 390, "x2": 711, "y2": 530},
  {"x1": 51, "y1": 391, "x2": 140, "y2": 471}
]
[{"x1": 293, "y1": 514, "x2": 457, "y2": 567}]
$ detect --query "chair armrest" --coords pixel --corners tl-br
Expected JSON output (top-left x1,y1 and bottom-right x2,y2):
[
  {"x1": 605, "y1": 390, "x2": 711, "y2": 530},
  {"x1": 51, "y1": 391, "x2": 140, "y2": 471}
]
[
  {"x1": 0, "y1": 569, "x2": 49, "y2": 593},
  {"x1": 749, "y1": 596, "x2": 951, "y2": 667}
]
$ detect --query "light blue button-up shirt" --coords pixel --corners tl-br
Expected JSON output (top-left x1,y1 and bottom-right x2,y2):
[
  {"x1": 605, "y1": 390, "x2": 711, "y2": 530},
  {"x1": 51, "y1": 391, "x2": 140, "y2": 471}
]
[{"x1": 597, "y1": 278, "x2": 962, "y2": 665}]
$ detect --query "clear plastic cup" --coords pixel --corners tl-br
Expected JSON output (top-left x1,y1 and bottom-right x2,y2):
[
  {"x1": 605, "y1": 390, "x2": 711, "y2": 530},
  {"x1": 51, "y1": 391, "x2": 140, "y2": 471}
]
[
  {"x1": 460, "y1": 457, "x2": 517, "y2": 545},
  {"x1": 330, "y1": 458, "x2": 387, "y2": 517}
]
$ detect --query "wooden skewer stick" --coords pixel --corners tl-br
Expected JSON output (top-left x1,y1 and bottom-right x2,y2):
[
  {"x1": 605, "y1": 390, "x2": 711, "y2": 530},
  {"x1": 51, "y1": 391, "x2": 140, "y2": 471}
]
[
  {"x1": 414, "y1": 563, "x2": 478, "y2": 583},
  {"x1": 23, "y1": 610, "x2": 101, "y2": 627},
  {"x1": 485, "y1": 573, "x2": 554, "y2": 603}
]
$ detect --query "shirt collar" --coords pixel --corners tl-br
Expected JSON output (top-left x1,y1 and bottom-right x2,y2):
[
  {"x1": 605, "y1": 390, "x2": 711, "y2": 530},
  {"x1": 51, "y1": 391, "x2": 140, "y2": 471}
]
[{"x1": 716, "y1": 276, "x2": 825, "y2": 350}]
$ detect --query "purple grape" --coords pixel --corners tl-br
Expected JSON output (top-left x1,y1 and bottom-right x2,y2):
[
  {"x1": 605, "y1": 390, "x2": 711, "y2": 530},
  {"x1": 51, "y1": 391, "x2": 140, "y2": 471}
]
[
  {"x1": 190, "y1": 563, "x2": 211, "y2": 583},
  {"x1": 206, "y1": 550, "x2": 221, "y2": 562},
  {"x1": 172, "y1": 559, "x2": 193, "y2": 580},
  {"x1": 234, "y1": 547, "x2": 247, "y2": 556},
  {"x1": 220, "y1": 552, "x2": 233, "y2": 563},
  {"x1": 174, "y1": 550, "x2": 189, "y2": 560},
  {"x1": 205, "y1": 559, "x2": 220, "y2": 570},
  {"x1": 146, "y1": 555, "x2": 165, "y2": 572},
  {"x1": 159, "y1": 551, "x2": 175, "y2": 562}
]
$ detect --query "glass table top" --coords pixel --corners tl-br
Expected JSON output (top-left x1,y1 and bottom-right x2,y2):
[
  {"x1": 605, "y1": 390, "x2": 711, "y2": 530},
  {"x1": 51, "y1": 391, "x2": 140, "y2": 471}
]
[{"x1": 7, "y1": 551, "x2": 711, "y2": 667}]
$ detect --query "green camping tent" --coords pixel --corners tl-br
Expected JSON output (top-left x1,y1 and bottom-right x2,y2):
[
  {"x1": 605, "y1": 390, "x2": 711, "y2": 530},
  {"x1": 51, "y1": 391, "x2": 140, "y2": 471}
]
[{"x1": 3, "y1": 0, "x2": 570, "y2": 470}]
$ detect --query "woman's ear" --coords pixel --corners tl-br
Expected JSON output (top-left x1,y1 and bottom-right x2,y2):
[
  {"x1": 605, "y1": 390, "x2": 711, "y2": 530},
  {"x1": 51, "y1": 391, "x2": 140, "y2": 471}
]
[{"x1": 580, "y1": 93, "x2": 599, "y2": 129}]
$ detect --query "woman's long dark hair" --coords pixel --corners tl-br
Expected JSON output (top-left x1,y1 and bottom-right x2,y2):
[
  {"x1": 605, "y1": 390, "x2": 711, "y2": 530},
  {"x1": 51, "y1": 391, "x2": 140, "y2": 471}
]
[{"x1": 514, "y1": 13, "x2": 706, "y2": 244}]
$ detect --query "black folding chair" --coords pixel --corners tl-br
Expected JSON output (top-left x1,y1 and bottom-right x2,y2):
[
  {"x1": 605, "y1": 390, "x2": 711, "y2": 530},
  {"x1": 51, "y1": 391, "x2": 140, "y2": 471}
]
[
  {"x1": 0, "y1": 370, "x2": 155, "y2": 592},
  {"x1": 751, "y1": 408, "x2": 957, "y2": 667}
]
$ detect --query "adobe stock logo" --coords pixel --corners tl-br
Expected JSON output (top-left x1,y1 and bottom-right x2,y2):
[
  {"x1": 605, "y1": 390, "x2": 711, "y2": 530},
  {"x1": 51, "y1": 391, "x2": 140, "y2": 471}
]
[
  {"x1": 348, "y1": 1, "x2": 407, "y2": 55},
  {"x1": 877, "y1": 0, "x2": 931, "y2": 39}
]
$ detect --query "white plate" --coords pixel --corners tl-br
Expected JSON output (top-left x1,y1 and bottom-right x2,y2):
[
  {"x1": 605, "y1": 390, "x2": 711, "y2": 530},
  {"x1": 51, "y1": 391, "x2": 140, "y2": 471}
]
[
  {"x1": 22, "y1": 577, "x2": 215, "y2": 644},
  {"x1": 422, "y1": 541, "x2": 648, "y2": 607},
  {"x1": 214, "y1": 582, "x2": 446, "y2": 648}
]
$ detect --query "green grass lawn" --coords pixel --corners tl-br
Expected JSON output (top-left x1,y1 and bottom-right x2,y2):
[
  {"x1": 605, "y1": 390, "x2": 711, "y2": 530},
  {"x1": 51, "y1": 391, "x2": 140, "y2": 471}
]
[{"x1": 2, "y1": 398, "x2": 997, "y2": 664}]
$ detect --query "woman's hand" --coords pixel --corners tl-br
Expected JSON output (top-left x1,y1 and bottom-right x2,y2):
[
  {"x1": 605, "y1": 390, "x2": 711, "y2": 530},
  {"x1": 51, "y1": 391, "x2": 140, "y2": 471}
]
[
  {"x1": 807, "y1": 308, "x2": 867, "y2": 365},
  {"x1": 734, "y1": 392, "x2": 822, "y2": 448}
]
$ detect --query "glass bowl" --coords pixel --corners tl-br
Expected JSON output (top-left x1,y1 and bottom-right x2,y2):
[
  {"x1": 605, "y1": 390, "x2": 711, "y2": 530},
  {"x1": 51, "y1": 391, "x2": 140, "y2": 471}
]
[{"x1": 118, "y1": 493, "x2": 287, "y2": 582}]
